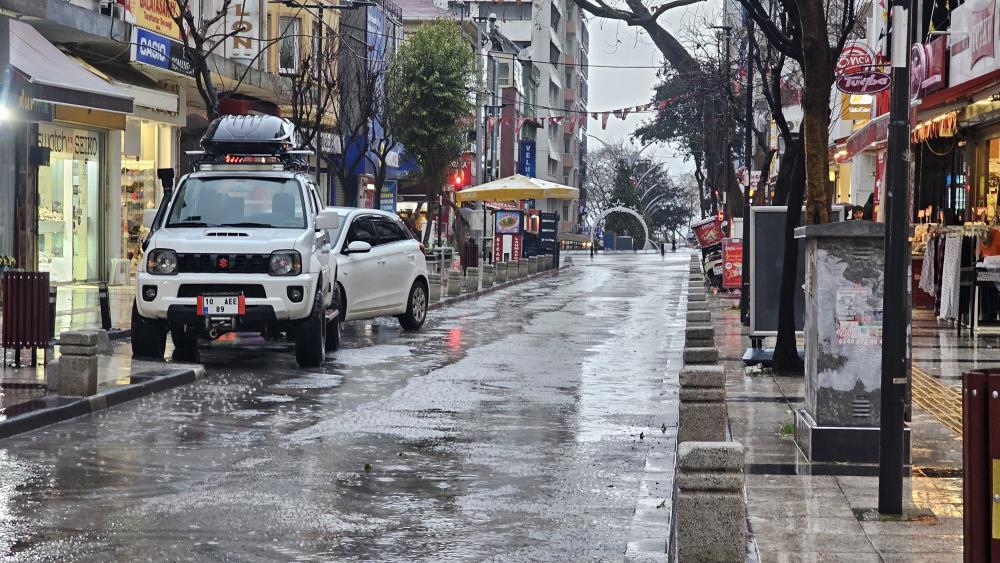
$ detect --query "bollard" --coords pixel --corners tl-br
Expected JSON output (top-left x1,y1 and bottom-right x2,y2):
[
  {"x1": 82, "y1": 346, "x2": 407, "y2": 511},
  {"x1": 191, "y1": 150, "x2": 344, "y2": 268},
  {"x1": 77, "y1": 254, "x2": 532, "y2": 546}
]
[
  {"x1": 98, "y1": 282, "x2": 112, "y2": 331},
  {"x1": 529, "y1": 256, "x2": 539, "y2": 275},
  {"x1": 55, "y1": 330, "x2": 100, "y2": 396},
  {"x1": 428, "y1": 273, "x2": 442, "y2": 302},
  {"x1": 48, "y1": 285, "x2": 58, "y2": 340},
  {"x1": 675, "y1": 442, "x2": 746, "y2": 562},
  {"x1": 495, "y1": 262, "x2": 508, "y2": 284},
  {"x1": 464, "y1": 267, "x2": 479, "y2": 293},
  {"x1": 687, "y1": 302, "x2": 709, "y2": 312},
  {"x1": 482, "y1": 264, "x2": 495, "y2": 288},
  {"x1": 679, "y1": 365, "x2": 727, "y2": 442},
  {"x1": 447, "y1": 270, "x2": 463, "y2": 297},
  {"x1": 685, "y1": 324, "x2": 715, "y2": 349},
  {"x1": 687, "y1": 310, "x2": 711, "y2": 324},
  {"x1": 683, "y1": 347, "x2": 719, "y2": 365},
  {"x1": 518, "y1": 259, "x2": 528, "y2": 278},
  {"x1": 688, "y1": 291, "x2": 707, "y2": 302}
]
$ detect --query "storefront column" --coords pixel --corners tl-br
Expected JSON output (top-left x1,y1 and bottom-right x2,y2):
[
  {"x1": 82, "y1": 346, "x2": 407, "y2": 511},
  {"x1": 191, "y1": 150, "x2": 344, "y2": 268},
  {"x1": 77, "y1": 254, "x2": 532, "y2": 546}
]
[{"x1": 0, "y1": 122, "x2": 17, "y2": 258}]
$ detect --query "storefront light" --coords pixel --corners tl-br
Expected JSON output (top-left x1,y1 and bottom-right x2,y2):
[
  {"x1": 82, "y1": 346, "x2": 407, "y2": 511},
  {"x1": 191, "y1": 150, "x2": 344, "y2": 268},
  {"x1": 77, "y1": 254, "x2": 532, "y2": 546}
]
[{"x1": 0, "y1": 106, "x2": 10, "y2": 121}]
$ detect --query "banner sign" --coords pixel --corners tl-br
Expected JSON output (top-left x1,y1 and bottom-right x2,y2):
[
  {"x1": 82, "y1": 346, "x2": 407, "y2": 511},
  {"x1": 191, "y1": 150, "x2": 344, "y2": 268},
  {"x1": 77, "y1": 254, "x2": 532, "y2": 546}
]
[
  {"x1": 518, "y1": 139, "x2": 536, "y2": 177},
  {"x1": 225, "y1": 0, "x2": 261, "y2": 62},
  {"x1": 494, "y1": 235, "x2": 504, "y2": 263},
  {"x1": 539, "y1": 212, "x2": 558, "y2": 251},
  {"x1": 722, "y1": 238, "x2": 743, "y2": 289},
  {"x1": 131, "y1": 27, "x2": 193, "y2": 76},
  {"x1": 511, "y1": 234, "x2": 522, "y2": 261},
  {"x1": 379, "y1": 180, "x2": 397, "y2": 213},
  {"x1": 124, "y1": 0, "x2": 181, "y2": 40},
  {"x1": 495, "y1": 210, "x2": 523, "y2": 235},
  {"x1": 692, "y1": 216, "x2": 725, "y2": 248}
]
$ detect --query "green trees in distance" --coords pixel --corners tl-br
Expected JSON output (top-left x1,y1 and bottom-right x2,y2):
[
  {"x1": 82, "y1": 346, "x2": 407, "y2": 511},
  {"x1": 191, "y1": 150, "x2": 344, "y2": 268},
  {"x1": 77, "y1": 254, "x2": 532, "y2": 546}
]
[{"x1": 387, "y1": 19, "x2": 477, "y2": 244}]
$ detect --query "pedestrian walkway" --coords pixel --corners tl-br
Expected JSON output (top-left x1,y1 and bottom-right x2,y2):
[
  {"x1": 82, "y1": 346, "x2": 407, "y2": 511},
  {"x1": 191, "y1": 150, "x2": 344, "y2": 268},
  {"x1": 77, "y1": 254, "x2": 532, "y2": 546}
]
[{"x1": 709, "y1": 296, "x2": 964, "y2": 561}]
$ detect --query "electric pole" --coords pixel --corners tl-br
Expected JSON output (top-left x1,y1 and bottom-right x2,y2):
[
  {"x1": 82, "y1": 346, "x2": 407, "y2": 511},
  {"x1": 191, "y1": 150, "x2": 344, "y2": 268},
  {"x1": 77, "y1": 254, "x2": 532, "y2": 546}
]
[
  {"x1": 879, "y1": 0, "x2": 912, "y2": 516},
  {"x1": 740, "y1": 18, "x2": 754, "y2": 325}
]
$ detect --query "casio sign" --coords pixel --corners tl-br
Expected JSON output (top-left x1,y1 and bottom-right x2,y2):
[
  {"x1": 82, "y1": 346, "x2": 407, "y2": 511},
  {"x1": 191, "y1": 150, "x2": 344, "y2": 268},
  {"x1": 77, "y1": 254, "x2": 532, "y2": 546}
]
[{"x1": 134, "y1": 29, "x2": 171, "y2": 69}]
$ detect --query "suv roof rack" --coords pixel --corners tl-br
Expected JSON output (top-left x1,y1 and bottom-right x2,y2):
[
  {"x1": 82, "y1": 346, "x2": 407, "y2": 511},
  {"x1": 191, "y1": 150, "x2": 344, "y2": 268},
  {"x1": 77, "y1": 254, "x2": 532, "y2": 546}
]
[{"x1": 194, "y1": 115, "x2": 310, "y2": 171}]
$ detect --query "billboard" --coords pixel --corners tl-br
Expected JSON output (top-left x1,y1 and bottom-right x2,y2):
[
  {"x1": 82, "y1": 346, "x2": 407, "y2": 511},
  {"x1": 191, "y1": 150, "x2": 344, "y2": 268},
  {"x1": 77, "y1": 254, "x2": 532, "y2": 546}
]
[
  {"x1": 380, "y1": 180, "x2": 397, "y2": 213},
  {"x1": 518, "y1": 139, "x2": 536, "y2": 177},
  {"x1": 124, "y1": 0, "x2": 181, "y2": 40},
  {"x1": 495, "y1": 210, "x2": 523, "y2": 235}
]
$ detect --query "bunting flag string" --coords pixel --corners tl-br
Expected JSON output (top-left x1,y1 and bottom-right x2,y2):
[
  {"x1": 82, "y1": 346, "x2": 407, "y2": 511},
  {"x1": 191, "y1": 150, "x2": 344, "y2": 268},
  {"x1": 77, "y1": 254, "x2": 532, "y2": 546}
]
[{"x1": 483, "y1": 95, "x2": 686, "y2": 133}]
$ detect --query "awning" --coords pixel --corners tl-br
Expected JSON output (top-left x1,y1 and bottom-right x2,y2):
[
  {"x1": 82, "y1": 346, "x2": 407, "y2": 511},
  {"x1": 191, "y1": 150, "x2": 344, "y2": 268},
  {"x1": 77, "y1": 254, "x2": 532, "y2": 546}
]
[
  {"x1": 10, "y1": 20, "x2": 133, "y2": 114},
  {"x1": 455, "y1": 174, "x2": 580, "y2": 204},
  {"x1": 845, "y1": 113, "x2": 889, "y2": 160}
]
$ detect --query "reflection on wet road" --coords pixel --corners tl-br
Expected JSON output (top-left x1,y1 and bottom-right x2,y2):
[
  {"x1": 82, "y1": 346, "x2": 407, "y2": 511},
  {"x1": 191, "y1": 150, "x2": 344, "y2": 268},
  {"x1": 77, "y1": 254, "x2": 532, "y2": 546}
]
[{"x1": 1, "y1": 253, "x2": 686, "y2": 561}]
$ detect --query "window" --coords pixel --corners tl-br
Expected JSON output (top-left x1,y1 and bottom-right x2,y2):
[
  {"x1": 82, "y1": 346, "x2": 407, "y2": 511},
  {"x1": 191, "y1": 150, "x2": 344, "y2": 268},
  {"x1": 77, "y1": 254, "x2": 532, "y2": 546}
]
[
  {"x1": 346, "y1": 217, "x2": 377, "y2": 246},
  {"x1": 549, "y1": 41, "x2": 560, "y2": 66},
  {"x1": 167, "y1": 177, "x2": 306, "y2": 229},
  {"x1": 373, "y1": 217, "x2": 404, "y2": 245},
  {"x1": 550, "y1": 4, "x2": 561, "y2": 32},
  {"x1": 279, "y1": 17, "x2": 300, "y2": 74}
]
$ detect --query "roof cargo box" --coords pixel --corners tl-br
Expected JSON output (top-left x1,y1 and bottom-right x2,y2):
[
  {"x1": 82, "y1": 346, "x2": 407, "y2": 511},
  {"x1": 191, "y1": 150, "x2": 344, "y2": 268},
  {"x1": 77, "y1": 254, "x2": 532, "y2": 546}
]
[{"x1": 201, "y1": 115, "x2": 299, "y2": 155}]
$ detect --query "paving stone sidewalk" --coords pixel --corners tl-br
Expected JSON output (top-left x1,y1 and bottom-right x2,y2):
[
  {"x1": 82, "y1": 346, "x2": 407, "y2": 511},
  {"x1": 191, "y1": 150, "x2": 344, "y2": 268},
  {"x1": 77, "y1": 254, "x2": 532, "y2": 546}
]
[{"x1": 707, "y1": 294, "x2": 963, "y2": 562}]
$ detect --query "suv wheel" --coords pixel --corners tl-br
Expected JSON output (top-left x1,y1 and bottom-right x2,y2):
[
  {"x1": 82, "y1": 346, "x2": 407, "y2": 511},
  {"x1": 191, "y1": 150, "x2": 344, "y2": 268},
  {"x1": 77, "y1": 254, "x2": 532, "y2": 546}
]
[
  {"x1": 398, "y1": 281, "x2": 428, "y2": 331},
  {"x1": 326, "y1": 287, "x2": 342, "y2": 352},
  {"x1": 295, "y1": 289, "x2": 326, "y2": 367},
  {"x1": 131, "y1": 302, "x2": 167, "y2": 359},
  {"x1": 171, "y1": 327, "x2": 200, "y2": 362}
]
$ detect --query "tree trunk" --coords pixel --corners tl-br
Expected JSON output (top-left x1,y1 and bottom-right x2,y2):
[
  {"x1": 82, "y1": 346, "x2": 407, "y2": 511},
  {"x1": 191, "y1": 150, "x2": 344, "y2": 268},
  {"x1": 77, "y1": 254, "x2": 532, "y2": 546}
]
[
  {"x1": 797, "y1": 0, "x2": 834, "y2": 225},
  {"x1": 772, "y1": 138, "x2": 806, "y2": 374}
]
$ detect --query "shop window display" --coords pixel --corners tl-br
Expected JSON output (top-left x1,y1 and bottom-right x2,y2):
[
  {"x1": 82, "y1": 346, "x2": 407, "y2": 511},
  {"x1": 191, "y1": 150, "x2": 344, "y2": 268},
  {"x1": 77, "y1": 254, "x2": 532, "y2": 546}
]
[{"x1": 37, "y1": 124, "x2": 103, "y2": 283}]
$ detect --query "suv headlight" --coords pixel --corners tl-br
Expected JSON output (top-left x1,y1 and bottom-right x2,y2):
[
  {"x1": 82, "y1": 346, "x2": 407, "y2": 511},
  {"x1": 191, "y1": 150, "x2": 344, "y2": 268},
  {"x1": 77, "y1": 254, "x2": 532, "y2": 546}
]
[
  {"x1": 269, "y1": 251, "x2": 302, "y2": 276},
  {"x1": 147, "y1": 249, "x2": 178, "y2": 275}
]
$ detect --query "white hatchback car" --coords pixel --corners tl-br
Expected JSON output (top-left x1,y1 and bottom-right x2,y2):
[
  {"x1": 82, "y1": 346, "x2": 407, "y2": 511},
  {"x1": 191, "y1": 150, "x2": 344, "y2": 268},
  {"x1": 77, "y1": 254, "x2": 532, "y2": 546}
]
[{"x1": 326, "y1": 207, "x2": 429, "y2": 330}]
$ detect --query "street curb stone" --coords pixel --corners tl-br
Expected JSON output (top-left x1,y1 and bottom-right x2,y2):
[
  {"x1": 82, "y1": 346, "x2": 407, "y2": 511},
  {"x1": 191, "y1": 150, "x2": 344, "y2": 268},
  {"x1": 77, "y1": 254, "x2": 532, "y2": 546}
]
[
  {"x1": 429, "y1": 267, "x2": 560, "y2": 312},
  {"x1": 0, "y1": 365, "x2": 206, "y2": 440},
  {"x1": 683, "y1": 347, "x2": 719, "y2": 364}
]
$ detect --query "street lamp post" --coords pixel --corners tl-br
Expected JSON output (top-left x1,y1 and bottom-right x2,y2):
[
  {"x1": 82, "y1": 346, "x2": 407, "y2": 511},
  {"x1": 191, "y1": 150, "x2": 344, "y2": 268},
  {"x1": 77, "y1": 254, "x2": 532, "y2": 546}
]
[{"x1": 879, "y1": 0, "x2": 912, "y2": 516}]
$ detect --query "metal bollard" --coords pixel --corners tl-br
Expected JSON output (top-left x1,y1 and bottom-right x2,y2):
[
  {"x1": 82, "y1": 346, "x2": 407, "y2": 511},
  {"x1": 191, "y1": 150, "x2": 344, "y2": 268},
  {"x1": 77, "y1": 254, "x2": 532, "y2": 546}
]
[
  {"x1": 49, "y1": 285, "x2": 58, "y2": 339},
  {"x1": 98, "y1": 282, "x2": 112, "y2": 331}
]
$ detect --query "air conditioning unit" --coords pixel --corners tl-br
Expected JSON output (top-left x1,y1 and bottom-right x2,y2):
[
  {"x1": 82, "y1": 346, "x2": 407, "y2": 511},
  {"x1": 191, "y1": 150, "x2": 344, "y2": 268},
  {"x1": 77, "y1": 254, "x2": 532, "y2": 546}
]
[{"x1": 99, "y1": 0, "x2": 126, "y2": 19}]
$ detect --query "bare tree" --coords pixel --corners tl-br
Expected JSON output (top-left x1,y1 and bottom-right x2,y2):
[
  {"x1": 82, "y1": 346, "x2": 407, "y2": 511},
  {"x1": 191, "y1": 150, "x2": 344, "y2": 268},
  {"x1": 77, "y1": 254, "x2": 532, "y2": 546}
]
[
  {"x1": 171, "y1": 0, "x2": 237, "y2": 119},
  {"x1": 279, "y1": 31, "x2": 340, "y2": 163}
]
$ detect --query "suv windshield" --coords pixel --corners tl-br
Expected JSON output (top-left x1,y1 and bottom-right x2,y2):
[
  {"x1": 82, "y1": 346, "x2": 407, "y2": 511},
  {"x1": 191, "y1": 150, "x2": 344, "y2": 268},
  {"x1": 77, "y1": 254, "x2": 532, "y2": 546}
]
[{"x1": 166, "y1": 177, "x2": 306, "y2": 228}]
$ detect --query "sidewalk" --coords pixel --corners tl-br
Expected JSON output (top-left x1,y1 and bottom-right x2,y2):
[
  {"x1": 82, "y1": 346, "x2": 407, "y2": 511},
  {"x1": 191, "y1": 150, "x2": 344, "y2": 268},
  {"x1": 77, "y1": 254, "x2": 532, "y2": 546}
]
[{"x1": 709, "y1": 295, "x2": 964, "y2": 561}]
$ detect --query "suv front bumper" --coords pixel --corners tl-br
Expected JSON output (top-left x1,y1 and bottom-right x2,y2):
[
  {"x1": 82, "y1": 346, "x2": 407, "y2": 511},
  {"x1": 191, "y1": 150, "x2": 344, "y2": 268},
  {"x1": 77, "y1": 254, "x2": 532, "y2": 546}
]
[{"x1": 135, "y1": 272, "x2": 320, "y2": 323}]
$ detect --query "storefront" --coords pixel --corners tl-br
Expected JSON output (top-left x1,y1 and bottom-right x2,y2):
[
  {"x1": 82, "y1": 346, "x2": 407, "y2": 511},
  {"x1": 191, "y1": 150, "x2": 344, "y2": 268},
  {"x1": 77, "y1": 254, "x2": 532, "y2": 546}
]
[
  {"x1": 36, "y1": 123, "x2": 108, "y2": 283},
  {"x1": 4, "y1": 20, "x2": 134, "y2": 283}
]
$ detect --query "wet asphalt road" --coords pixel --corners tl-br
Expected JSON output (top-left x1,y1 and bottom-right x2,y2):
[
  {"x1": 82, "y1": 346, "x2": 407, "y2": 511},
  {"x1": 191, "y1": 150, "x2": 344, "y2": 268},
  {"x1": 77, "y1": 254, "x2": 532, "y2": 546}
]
[{"x1": 1, "y1": 253, "x2": 686, "y2": 562}]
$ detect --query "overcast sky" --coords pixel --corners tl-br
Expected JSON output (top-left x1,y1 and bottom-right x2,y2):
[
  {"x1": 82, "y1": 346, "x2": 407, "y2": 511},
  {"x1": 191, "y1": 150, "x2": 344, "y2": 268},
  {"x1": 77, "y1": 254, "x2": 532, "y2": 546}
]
[{"x1": 585, "y1": 2, "x2": 722, "y2": 175}]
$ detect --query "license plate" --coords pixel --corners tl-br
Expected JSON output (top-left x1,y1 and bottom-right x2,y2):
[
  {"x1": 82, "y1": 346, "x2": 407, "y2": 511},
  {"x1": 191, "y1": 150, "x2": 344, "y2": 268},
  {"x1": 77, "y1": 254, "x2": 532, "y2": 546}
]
[
  {"x1": 196, "y1": 295, "x2": 246, "y2": 317},
  {"x1": 713, "y1": 265, "x2": 723, "y2": 275}
]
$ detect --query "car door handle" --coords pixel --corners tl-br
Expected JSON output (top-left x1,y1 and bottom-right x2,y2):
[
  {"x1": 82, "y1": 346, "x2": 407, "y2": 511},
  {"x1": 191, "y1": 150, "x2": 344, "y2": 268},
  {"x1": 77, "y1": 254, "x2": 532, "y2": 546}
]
[{"x1": 377, "y1": 258, "x2": 387, "y2": 265}]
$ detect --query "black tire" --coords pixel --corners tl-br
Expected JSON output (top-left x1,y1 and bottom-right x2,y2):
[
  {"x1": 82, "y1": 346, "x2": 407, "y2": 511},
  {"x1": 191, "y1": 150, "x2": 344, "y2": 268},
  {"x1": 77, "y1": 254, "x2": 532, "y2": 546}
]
[
  {"x1": 397, "y1": 281, "x2": 428, "y2": 331},
  {"x1": 131, "y1": 302, "x2": 167, "y2": 359},
  {"x1": 171, "y1": 327, "x2": 200, "y2": 362},
  {"x1": 326, "y1": 287, "x2": 342, "y2": 352},
  {"x1": 295, "y1": 289, "x2": 326, "y2": 367}
]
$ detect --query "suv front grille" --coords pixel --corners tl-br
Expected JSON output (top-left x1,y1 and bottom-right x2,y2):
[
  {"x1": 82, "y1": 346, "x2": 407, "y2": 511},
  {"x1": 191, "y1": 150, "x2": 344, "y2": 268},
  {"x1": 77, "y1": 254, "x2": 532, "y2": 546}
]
[
  {"x1": 176, "y1": 253, "x2": 270, "y2": 274},
  {"x1": 177, "y1": 284, "x2": 267, "y2": 298}
]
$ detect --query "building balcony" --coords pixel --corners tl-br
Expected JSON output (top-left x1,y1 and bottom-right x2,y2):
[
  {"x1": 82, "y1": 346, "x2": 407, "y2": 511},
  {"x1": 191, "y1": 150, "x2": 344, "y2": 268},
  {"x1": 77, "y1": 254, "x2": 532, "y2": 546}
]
[
  {"x1": 564, "y1": 88, "x2": 575, "y2": 103},
  {"x1": 561, "y1": 152, "x2": 574, "y2": 167},
  {"x1": 566, "y1": 20, "x2": 576, "y2": 35},
  {"x1": 564, "y1": 54, "x2": 576, "y2": 66}
]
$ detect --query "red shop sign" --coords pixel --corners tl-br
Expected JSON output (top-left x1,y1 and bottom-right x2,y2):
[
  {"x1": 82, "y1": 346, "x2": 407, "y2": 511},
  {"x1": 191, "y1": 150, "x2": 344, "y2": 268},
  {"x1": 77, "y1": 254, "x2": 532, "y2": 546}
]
[
  {"x1": 836, "y1": 42, "x2": 875, "y2": 76},
  {"x1": 692, "y1": 216, "x2": 725, "y2": 248},
  {"x1": 722, "y1": 238, "x2": 743, "y2": 290}
]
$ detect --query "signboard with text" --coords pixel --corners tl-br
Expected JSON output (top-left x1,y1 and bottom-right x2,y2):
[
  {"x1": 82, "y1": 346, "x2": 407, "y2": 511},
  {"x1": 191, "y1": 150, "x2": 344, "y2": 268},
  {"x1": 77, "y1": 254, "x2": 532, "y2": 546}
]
[
  {"x1": 495, "y1": 210, "x2": 523, "y2": 235},
  {"x1": 722, "y1": 238, "x2": 743, "y2": 289},
  {"x1": 379, "y1": 181, "x2": 397, "y2": 213},
  {"x1": 131, "y1": 27, "x2": 193, "y2": 76},
  {"x1": 949, "y1": 0, "x2": 1000, "y2": 87},
  {"x1": 518, "y1": 139, "x2": 536, "y2": 177},
  {"x1": 124, "y1": 0, "x2": 181, "y2": 40},
  {"x1": 224, "y1": 0, "x2": 261, "y2": 61},
  {"x1": 511, "y1": 234, "x2": 522, "y2": 261}
]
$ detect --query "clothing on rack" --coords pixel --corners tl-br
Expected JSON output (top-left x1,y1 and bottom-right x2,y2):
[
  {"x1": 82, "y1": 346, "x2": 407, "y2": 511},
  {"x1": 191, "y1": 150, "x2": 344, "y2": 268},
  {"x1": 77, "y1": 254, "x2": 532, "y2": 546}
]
[
  {"x1": 919, "y1": 236, "x2": 937, "y2": 297},
  {"x1": 939, "y1": 233, "x2": 962, "y2": 320}
]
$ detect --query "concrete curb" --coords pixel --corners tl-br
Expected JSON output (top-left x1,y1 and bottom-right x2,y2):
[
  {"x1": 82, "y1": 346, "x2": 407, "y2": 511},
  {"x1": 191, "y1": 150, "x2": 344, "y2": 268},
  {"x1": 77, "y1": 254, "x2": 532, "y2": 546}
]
[
  {"x1": 0, "y1": 365, "x2": 206, "y2": 440},
  {"x1": 429, "y1": 267, "x2": 560, "y2": 311}
]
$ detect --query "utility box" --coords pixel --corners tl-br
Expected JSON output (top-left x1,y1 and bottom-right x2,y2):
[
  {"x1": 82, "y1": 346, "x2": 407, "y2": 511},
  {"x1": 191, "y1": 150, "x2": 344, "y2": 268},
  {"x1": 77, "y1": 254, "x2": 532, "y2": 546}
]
[
  {"x1": 962, "y1": 369, "x2": 1000, "y2": 562},
  {"x1": 793, "y1": 221, "x2": 909, "y2": 464}
]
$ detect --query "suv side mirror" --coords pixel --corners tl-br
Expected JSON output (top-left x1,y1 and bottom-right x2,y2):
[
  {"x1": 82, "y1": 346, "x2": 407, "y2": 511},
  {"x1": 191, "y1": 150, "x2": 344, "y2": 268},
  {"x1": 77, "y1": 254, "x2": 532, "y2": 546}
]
[
  {"x1": 142, "y1": 209, "x2": 158, "y2": 229},
  {"x1": 345, "y1": 240, "x2": 372, "y2": 254},
  {"x1": 315, "y1": 209, "x2": 341, "y2": 231}
]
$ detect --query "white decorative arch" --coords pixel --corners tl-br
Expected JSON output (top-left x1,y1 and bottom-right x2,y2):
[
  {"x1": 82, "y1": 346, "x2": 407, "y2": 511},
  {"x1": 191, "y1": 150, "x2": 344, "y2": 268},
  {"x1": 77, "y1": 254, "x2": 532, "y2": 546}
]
[{"x1": 594, "y1": 206, "x2": 657, "y2": 251}]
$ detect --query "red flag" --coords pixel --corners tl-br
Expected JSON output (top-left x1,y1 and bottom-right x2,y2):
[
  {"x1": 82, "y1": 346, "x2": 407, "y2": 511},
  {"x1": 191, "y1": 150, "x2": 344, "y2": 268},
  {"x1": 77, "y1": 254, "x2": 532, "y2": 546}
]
[
  {"x1": 601, "y1": 112, "x2": 610, "y2": 129},
  {"x1": 550, "y1": 116, "x2": 564, "y2": 125},
  {"x1": 566, "y1": 117, "x2": 576, "y2": 134},
  {"x1": 514, "y1": 117, "x2": 526, "y2": 134}
]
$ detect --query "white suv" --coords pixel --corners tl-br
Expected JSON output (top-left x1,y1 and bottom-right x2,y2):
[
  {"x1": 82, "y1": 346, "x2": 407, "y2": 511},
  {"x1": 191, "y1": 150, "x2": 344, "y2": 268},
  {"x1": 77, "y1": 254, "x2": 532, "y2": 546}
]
[
  {"x1": 132, "y1": 116, "x2": 342, "y2": 367},
  {"x1": 325, "y1": 207, "x2": 429, "y2": 330}
]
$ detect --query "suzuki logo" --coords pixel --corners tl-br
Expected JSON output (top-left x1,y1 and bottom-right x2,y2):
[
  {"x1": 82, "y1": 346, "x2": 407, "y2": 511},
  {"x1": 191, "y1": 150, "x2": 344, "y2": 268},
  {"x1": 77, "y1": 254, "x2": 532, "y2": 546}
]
[{"x1": 217, "y1": 257, "x2": 230, "y2": 270}]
